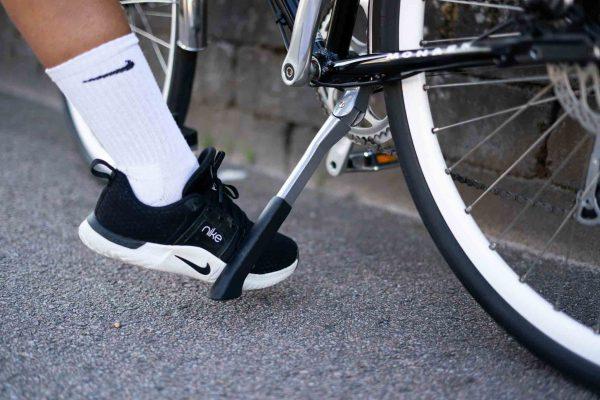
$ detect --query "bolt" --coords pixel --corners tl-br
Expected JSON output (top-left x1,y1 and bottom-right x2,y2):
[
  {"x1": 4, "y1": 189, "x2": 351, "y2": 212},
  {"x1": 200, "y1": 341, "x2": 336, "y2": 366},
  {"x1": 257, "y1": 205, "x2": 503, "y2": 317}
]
[
  {"x1": 529, "y1": 49, "x2": 538, "y2": 60},
  {"x1": 284, "y1": 64, "x2": 295, "y2": 80}
]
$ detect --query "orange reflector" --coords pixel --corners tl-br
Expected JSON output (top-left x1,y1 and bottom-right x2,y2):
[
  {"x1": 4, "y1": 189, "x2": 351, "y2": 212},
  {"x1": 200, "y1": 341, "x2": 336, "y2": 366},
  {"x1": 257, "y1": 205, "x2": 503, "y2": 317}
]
[{"x1": 375, "y1": 153, "x2": 398, "y2": 165}]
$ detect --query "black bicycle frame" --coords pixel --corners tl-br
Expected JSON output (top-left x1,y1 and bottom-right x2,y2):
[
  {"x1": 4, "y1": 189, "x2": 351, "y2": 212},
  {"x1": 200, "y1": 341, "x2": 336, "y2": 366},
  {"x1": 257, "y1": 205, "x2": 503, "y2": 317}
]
[
  {"x1": 268, "y1": 0, "x2": 600, "y2": 88},
  {"x1": 269, "y1": 0, "x2": 359, "y2": 54},
  {"x1": 210, "y1": 0, "x2": 600, "y2": 300}
]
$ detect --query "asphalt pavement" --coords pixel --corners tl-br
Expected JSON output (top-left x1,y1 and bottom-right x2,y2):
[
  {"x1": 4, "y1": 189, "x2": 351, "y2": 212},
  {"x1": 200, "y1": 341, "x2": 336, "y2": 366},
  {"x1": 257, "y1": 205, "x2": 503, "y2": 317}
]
[{"x1": 0, "y1": 92, "x2": 596, "y2": 399}]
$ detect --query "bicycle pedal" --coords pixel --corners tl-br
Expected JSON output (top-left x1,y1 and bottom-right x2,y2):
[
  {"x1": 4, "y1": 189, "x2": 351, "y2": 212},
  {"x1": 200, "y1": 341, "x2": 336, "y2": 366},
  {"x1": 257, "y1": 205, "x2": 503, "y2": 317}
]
[
  {"x1": 181, "y1": 126, "x2": 198, "y2": 148},
  {"x1": 347, "y1": 150, "x2": 399, "y2": 172},
  {"x1": 327, "y1": 137, "x2": 399, "y2": 175}
]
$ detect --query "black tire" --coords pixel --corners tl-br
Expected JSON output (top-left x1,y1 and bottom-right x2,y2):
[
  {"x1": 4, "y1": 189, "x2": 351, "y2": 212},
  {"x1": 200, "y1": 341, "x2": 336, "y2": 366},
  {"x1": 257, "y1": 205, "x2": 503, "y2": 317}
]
[
  {"x1": 371, "y1": 0, "x2": 600, "y2": 389},
  {"x1": 65, "y1": 41, "x2": 197, "y2": 164}
]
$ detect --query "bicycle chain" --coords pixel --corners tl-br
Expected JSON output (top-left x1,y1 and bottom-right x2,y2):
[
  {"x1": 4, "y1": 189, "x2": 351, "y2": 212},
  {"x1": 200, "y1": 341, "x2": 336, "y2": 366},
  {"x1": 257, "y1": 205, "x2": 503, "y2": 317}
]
[
  {"x1": 315, "y1": 94, "x2": 572, "y2": 216},
  {"x1": 448, "y1": 171, "x2": 573, "y2": 216}
]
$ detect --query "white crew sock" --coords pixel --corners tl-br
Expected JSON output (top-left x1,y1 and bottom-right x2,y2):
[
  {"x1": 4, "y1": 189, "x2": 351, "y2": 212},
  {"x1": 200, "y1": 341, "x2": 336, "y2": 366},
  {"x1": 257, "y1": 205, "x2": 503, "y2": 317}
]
[{"x1": 46, "y1": 33, "x2": 198, "y2": 206}]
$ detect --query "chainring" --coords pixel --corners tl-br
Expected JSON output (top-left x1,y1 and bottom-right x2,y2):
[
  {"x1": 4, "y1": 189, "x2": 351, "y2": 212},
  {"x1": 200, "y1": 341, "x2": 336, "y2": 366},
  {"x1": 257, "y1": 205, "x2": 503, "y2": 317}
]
[{"x1": 316, "y1": 1, "x2": 395, "y2": 153}]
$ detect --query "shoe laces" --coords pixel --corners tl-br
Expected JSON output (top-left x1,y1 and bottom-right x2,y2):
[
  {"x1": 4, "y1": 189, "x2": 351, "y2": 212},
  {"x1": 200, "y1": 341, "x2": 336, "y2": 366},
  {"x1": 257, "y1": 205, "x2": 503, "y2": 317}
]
[
  {"x1": 206, "y1": 151, "x2": 250, "y2": 232},
  {"x1": 209, "y1": 151, "x2": 239, "y2": 204}
]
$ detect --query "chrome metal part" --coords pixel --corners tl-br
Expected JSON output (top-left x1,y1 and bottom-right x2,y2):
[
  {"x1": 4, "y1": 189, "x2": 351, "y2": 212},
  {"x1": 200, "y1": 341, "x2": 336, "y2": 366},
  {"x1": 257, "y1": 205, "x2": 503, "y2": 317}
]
[
  {"x1": 326, "y1": 136, "x2": 354, "y2": 176},
  {"x1": 576, "y1": 135, "x2": 600, "y2": 225},
  {"x1": 281, "y1": 0, "x2": 324, "y2": 86},
  {"x1": 177, "y1": 0, "x2": 207, "y2": 51},
  {"x1": 277, "y1": 87, "x2": 372, "y2": 202},
  {"x1": 317, "y1": 1, "x2": 393, "y2": 152}
]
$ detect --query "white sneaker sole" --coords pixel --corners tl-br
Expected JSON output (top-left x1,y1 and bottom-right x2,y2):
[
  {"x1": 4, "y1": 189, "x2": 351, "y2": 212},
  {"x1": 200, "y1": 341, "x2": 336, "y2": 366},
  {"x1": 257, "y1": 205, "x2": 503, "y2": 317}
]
[{"x1": 78, "y1": 219, "x2": 297, "y2": 291}]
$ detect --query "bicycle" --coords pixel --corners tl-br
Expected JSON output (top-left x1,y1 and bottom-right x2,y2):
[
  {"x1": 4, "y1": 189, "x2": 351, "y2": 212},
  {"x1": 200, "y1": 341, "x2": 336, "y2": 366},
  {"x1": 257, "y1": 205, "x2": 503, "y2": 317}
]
[{"x1": 66, "y1": 0, "x2": 600, "y2": 388}]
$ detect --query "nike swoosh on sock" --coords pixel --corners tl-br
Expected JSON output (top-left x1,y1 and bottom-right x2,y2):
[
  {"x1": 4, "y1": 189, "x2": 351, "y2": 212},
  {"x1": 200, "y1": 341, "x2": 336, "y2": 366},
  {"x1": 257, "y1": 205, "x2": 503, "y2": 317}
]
[{"x1": 83, "y1": 60, "x2": 135, "y2": 83}]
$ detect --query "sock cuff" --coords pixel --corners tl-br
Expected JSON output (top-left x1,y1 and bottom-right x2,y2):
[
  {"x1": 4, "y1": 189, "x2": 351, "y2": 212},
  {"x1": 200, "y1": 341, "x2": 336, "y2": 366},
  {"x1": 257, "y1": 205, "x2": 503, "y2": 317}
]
[
  {"x1": 121, "y1": 157, "x2": 199, "y2": 206},
  {"x1": 120, "y1": 153, "x2": 198, "y2": 182},
  {"x1": 46, "y1": 33, "x2": 139, "y2": 83}
]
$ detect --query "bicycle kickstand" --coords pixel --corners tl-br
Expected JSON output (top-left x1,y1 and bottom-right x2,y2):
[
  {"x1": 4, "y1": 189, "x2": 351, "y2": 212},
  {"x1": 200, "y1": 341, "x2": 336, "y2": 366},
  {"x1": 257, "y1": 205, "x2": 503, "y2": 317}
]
[{"x1": 209, "y1": 86, "x2": 372, "y2": 300}]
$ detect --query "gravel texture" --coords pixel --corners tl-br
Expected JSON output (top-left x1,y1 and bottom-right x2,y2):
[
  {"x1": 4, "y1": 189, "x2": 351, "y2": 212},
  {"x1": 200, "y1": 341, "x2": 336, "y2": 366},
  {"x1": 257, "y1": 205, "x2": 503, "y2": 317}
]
[{"x1": 0, "y1": 93, "x2": 594, "y2": 399}]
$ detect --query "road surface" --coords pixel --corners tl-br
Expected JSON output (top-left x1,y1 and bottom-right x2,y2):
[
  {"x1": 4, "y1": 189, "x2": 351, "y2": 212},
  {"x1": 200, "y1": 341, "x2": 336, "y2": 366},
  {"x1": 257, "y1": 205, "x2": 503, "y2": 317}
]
[{"x1": 0, "y1": 93, "x2": 593, "y2": 399}]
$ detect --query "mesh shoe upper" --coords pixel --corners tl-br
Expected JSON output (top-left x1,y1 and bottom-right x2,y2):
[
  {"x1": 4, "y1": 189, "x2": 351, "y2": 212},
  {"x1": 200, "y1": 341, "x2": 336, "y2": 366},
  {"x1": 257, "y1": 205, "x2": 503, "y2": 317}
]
[{"x1": 93, "y1": 147, "x2": 298, "y2": 273}]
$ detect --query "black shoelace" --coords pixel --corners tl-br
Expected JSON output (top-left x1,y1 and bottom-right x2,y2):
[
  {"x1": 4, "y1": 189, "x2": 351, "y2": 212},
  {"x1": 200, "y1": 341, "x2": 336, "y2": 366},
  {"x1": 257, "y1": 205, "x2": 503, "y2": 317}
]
[
  {"x1": 208, "y1": 151, "x2": 250, "y2": 236},
  {"x1": 210, "y1": 151, "x2": 239, "y2": 204}
]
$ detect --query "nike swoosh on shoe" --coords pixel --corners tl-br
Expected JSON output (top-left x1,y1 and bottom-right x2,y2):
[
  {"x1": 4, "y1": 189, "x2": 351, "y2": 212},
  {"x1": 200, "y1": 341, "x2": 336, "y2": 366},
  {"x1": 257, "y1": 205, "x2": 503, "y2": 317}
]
[{"x1": 175, "y1": 255, "x2": 211, "y2": 275}]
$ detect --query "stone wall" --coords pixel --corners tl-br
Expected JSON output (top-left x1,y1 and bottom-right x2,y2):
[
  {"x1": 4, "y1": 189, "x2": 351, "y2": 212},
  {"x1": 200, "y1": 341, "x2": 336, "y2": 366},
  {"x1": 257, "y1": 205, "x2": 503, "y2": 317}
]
[
  {"x1": 0, "y1": 0, "x2": 325, "y2": 174},
  {"x1": 186, "y1": 0, "x2": 325, "y2": 172},
  {"x1": 0, "y1": 1, "x2": 589, "y2": 194}
]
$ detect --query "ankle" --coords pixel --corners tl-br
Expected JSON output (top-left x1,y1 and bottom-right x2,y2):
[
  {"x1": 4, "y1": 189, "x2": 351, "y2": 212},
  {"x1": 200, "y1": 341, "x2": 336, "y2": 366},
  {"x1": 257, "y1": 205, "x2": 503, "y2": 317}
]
[{"x1": 123, "y1": 157, "x2": 198, "y2": 206}]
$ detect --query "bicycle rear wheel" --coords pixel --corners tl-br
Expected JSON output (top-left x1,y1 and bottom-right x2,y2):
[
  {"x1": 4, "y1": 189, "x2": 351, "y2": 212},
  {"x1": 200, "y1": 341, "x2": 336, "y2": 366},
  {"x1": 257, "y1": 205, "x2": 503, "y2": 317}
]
[
  {"x1": 372, "y1": 0, "x2": 600, "y2": 387},
  {"x1": 65, "y1": 1, "x2": 197, "y2": 164}
]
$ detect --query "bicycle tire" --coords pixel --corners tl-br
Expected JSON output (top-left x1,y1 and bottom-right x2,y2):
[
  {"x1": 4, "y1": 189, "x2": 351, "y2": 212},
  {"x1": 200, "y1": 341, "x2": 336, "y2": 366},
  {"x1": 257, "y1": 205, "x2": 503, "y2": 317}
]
[{"x1": 371, "y1": 0, "x2": 600, "y2": 388}]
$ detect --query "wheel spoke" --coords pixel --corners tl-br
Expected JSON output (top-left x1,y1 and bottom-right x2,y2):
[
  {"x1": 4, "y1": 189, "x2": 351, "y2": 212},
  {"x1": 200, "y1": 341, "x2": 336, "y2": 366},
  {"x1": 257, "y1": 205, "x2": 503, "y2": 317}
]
[
  {"x1": 433, "y1": 95, "x2": 559, "y2": 134},
  {"x1": 411, "y1": 0, "x2": 600, "y2": 355},
  {"x1": 490, "y1": 134, "x2": 590, "y2": 248},
  {"x1": 529, "y1": 169, "x2": 600, "y2": 274},
  {"x1": 465, "y1": 113, "x2": 567, "y2": 213},
  {"x1": 130, "y1": 25, "x2": 171, "y2": 49},
  {"x1": 446, "y1": 84, "x2": 554, "y2": 172},
  {"x1": 553, "y1": 221, "x2": 576, "y2": 310},
  {"x1": 121, "y1": 0, "x2": 176, "y2": 5},
  {"x1": 427, "y1": 64, "x2": 543, "y2": 77},
  {"x1": 437, "y1": 0, "x2": 523, "y2": 11},
  {"x1": 421, "y1": 32, "x2": 520, "y2": 46},
  {"x1": 143, "y1": 11, "x2": 172, "y2": 17},
  {"x1": 425, "y1": 76, "x2": 550, "y2": 90},
  {"x1": 133, "y1": 4, "x2": 167, "y2": 74}
]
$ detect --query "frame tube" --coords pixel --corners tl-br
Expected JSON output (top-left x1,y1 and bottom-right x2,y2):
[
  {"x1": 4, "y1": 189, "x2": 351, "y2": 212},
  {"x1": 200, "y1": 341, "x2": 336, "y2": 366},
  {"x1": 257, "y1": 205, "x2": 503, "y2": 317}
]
[
  {"x1": 177, "y1": 0, "x2": 208, "y2": 51},
  {"x1": 326, "y1": 0, "x2": 360, "y2": 58}
]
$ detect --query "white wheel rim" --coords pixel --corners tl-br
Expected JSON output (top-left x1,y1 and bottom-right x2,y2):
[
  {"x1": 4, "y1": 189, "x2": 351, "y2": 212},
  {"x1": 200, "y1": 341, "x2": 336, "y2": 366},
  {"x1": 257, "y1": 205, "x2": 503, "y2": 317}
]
[
  {"x1": 69, "y1": 2, "x2": 178, "y2": 163},
  {"x1": 398, "y1": 1, "x2": 600, "y2": 365}
]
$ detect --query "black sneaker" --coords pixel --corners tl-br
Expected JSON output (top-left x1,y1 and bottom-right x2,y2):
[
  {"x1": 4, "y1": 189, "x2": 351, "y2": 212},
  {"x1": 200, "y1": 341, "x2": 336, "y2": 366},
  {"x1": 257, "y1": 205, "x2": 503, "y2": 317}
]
[{"x1": 78, "y1": 147, "x2": 298, "y2": 290}]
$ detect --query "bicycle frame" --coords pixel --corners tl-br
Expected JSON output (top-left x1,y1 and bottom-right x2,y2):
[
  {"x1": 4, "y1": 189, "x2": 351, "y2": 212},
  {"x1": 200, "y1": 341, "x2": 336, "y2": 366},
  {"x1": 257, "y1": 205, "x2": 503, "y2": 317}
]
[
  {"x1": 272, "y1": 0, "x2": 600, "y2": 88},
  {"x1": 207, "y1": 0, "x2": 600, "y2": 300},
  {"x1": 178, "y1": 0, "x2": 599, "y2": 85},
  {"x1": 177, "y1": 0, "x2": 208, "y2": 51}
]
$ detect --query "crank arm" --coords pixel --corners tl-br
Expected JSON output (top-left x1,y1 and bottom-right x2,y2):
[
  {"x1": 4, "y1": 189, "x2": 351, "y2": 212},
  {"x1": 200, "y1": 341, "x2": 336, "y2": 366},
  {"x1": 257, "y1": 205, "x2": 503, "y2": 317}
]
[
  {"x1": 209, "y1": 87, "x2": 371, "y2": 300},
  {"x1": 281, "y1": 0, "x2": 324, "y2": 86}
]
